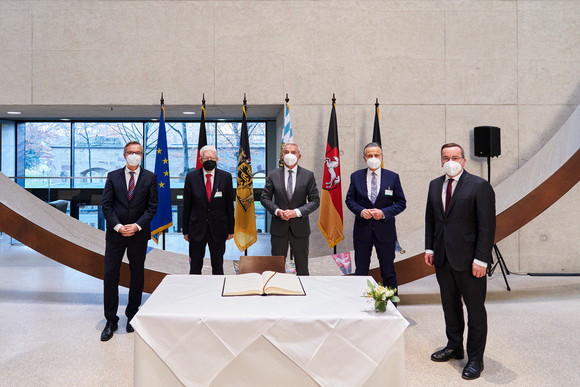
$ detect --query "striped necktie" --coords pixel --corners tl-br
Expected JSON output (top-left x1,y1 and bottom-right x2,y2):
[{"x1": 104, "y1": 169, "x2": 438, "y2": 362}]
[
  {"x1": 128, "y1": 172, "x2": 135, "y2": 200},
  {"x1": 370, "y1": 172, "x2": 377, "y2": 204}
]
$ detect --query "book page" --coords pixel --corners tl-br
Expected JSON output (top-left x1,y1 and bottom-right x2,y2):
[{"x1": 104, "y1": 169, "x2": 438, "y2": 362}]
[
  {"x1": 263, "y1": 272, "x2": 305, "y2": 296},
  {"x1": 222, "y1": 273, "x2": 264, "y2": 296}
]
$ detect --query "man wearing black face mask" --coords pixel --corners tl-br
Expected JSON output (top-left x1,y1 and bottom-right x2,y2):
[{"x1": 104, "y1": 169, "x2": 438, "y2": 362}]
[{"x1": 183, "y1": 145, "x2": 235, "y2": 274}]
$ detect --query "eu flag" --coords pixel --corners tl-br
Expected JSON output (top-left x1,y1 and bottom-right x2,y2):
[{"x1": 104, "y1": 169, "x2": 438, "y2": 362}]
[{"x1": 150, "y1": 105, "x2": 173, "y2": 243}]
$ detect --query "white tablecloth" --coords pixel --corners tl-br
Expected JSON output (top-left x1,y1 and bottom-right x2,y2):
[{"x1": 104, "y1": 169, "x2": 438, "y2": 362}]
[{"x1": 132, "y1": 275, "x2": 409, "y2": 387}]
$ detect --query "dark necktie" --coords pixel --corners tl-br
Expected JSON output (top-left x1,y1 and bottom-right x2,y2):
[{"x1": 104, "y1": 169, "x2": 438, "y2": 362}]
[
  {"x1": 445, "y1": 178, "x2": 454, "y2": 214},
  {"x1": 370, "y1": 172, "x2": 378, "y2": 204},
  {"x1": 128, "y1": 172, "x2": 135, "y2": 200},
  {"x1": 206, "y1": 174, "x2": 212, "y2": 201},
  {"x1": 287, "y1": 170, "x2": 294, "y2": 198}
]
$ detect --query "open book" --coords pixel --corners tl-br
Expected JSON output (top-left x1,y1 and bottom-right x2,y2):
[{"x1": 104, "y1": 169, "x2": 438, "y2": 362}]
[{"x1": 222, "y1": 271, "x2": 306, "y2": 296}]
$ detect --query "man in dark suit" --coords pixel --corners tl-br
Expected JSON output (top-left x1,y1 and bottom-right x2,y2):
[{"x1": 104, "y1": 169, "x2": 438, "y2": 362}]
[
  {"x1": 345, "y1": 142, "x2": 406, "y2": 289},
  {"x1": 261, "y1": 142, "x2": 320, "y2": 275},
  {"x1": 183, "y1": 145, "x2": 234, "y2": 275},
  {"x1": 101, "y1": 141, "x2": 158, "y2": 341},
  {"x1": 425, "y1": 142, "x2": 496, "y2": 380}
]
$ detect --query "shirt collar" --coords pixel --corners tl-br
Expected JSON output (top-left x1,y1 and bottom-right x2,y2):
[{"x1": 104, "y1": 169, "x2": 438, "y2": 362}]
[
  {"x1": 445, "y1": 169, "x2": 464, "y2": 182},
  {"x1": 125, "y1": 166, "x2": 141, "y2": 175},
  {"x1": 285, "y1": 165, "x2": 297, "y2": 173}
]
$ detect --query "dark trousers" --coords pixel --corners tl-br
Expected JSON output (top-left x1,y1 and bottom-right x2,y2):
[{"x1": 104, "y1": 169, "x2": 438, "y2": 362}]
[
  {"x1": 188, "y1": 230, "x2": 225, "y2": 275},
  {"x1": 353, "y1": 236, "x2": 397, "y2": 289},
  {"x1": 435, "y1": 257, "x2": 487, "y2": 362},
  {"x1": 103, "y1": 231, "x2": 147, "y2": 323},
  {"x1": 271, "y1": 230, "x2": 309, "y2": 276}
]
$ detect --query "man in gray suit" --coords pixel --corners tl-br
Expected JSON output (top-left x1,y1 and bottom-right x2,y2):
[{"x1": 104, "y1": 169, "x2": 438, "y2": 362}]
[{"x1": 261, "y1": 143, "x2": 320, "y2": 275}]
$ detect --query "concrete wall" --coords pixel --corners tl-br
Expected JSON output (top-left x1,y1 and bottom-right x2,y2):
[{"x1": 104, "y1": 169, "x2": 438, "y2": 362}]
[{"x1": 1, "y1": 0, "x2": 579, "y2": 273}]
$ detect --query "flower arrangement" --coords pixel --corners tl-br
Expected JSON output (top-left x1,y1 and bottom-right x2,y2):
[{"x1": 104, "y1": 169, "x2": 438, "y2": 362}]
[{"x1": 364, "y1": 280, "x2": 400, "y2": 312}]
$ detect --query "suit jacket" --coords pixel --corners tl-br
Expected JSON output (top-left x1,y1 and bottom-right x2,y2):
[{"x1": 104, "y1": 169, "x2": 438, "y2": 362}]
[
  {"x1": 345, "y1": 168, "x2": 406, "y2": 243},
  {"x1": 101, "y1": 167, "x2": 158, "y2": 240},
  {"x1": 260, "y1": 166, "x2": 320, "y2": 238},
  {"x1": 182, "y1": 168, "x2": 235, "y2": 242},
  {"x1": 425, "y1": 170, "x2": 496, "y2": 271}
]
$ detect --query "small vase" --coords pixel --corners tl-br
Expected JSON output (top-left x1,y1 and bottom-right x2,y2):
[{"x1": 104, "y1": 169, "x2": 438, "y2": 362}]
[{"x1": 374, "y1": 299, "x2": 387, "y2": 313}]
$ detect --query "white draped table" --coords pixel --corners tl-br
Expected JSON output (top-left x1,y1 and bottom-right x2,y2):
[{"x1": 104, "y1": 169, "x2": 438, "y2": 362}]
[{"x1": 132, "y1": 275, "x2": 408, "y2": 387}]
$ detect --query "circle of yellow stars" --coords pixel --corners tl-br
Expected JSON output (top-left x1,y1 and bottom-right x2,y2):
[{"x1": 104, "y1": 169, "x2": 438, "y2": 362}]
[{"x1": 157, "y1": 147, "x2": 169, "y2": 188}]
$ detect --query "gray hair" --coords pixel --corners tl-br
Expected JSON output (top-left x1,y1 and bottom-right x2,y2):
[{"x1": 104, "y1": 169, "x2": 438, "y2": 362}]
[
  {"x1": 363, "y1": 142, "x2": 382, "y2": 155},
  {"x1": 200, "y1": 145, "x2": 217, "y2": 159},
  {"x1": 283, "y1": 142, "x2": 301, "y2": 154}
]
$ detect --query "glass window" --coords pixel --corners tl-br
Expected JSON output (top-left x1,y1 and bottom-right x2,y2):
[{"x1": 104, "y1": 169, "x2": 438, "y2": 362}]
[
  {"x1": 19, "y1": 122, "x2": 71, "y2": 188},
  {"x1": 73, "y1": 122, "x2": 143, "y2": 188},
  {"x1": 145, "y1": 122, "x2": 216, "y2": 186},
  {"x1": 216, "y1": 122, "x2": 266, "y2": 188}
]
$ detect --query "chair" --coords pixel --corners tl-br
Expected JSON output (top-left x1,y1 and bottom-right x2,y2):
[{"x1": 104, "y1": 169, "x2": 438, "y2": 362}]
[{"x1": 238, "y1": 255, "x2": 286, "y2": 274}]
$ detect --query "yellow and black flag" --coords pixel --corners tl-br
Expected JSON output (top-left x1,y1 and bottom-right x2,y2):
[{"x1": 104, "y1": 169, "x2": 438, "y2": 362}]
[
  {"x1": 372, "y1": 98, "x2": 384, "y2": 168},
  {"x1": 234, "y1": 96, "x2": 257, "y2": 251}
]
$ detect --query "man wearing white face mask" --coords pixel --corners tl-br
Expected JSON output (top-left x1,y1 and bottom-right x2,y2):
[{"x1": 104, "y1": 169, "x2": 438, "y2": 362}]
[
  {"x1": 345, "y1": 142, "x2": 406, "y2": 291},
  {"x1": 425, "y1": 142, "x2": 495, "y2": 380},
  {"x1": 261, "y1": 142, "x2": 320, "y2": 275},
  {"x1": 100, "y1": 141, "x2": 158, "y2": 341}
]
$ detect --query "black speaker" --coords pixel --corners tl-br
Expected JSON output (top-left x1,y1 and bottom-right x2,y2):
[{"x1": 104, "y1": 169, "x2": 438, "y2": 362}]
[{"x1": 474, "y1": 126, "x2": 501, "y2": 157}]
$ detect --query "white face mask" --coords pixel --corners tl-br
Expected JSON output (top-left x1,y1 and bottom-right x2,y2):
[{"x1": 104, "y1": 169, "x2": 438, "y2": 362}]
[
  {"x1": 443, "y1": 160, "x2": 462, "y2": 177},
  {"x1": 126, "y1": 153, "x2": 142, "y2": 167},
  {"x1": 284, "y1": 153, "x2": 298, "y2": 167},
  {"x1": 366, "y1": 157, "x2": 381, "y2": 170}
]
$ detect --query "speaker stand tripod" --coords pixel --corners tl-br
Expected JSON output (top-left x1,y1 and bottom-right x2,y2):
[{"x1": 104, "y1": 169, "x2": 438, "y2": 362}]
[{"x1": 485, "y1": 156, "x2": 511, "y2": 291}]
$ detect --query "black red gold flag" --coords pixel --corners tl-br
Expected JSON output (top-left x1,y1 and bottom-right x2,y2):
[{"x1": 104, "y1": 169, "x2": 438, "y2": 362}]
[{"x1": 196, "y1": 95, "x2": 208, "y2": 170}]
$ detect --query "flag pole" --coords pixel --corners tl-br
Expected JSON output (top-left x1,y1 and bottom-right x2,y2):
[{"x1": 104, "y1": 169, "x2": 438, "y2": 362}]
[
  {"x1": 243, "y1": 93, "x2": 247, "y2": 257},
  {"x1": 333, "y1": 94, "x2": 337, "y2": 256},
  {"x1": 160, "y1": 92, "x2": 166, "y2": 250}
]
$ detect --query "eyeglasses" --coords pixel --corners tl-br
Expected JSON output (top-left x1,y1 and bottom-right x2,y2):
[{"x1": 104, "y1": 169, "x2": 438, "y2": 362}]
[
  {"x1": 125, "y1": 152, "x2": 143, "y2": 156},
  {"x1": 201, "y1": 157, "x2": 217, "y2": 161},
  {"x1": 441, "y1": 156, "x2": 463, "y2": 162}
]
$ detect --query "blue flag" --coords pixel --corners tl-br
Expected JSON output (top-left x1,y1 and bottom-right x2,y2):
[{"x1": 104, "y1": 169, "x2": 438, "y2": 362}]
[
  {"x1": 150, "y1": 105, "x2": 173, "y2": 243},
  {"x1": 278, "y1": 100, "x2": 294, "y2": 167}
]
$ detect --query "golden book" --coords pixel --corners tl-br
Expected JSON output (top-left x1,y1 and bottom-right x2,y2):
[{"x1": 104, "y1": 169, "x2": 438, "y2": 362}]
[{"x1": 222, "y1": 271, "x2": 306, "y2": 296}]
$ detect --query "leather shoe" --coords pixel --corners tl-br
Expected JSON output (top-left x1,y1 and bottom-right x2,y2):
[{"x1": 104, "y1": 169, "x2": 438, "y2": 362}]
[
  {"x1": 126, "y1": 322, "x2": 134, "y2": 333},
  {"x1": 462, "y1": 360, "x2": 484, "y2": 380},
  {"x1": 430, "y1": 347, "x2": 464, "y2": 362},
  {"x1": 100, "y1": 321, "x2": 118, "y2": 342}
]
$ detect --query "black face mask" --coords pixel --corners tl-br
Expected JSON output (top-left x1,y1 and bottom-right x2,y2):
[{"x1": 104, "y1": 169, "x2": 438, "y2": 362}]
[{"x1": 203, "y1": 160, "x2": 217, "y2": 171}]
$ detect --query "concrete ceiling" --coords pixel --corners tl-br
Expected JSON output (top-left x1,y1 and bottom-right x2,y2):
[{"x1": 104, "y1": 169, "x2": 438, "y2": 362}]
[{"x1": 0, "y1": 104, "x2": 283, "y2": 121}]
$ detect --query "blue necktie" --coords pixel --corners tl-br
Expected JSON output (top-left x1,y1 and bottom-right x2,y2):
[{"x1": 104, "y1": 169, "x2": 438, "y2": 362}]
[{"x1": 370, "y1": 172, "x2": 377, "y2": 204}]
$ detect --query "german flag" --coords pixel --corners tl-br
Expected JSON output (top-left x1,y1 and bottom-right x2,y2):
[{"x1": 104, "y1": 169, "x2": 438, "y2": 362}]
[
  {"x1": 318, "y1": 96, "x2": 343, "y2": 248},
  {"x1": 372, "y1": 99, "x2": 384, "y2": 169},
  {"x1": 195, "y1": 96, "x2": 208, "y2": 170}
]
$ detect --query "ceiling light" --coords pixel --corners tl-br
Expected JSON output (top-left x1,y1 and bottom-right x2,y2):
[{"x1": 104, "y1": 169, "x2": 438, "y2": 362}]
[
  {"x1": 7, "y1": 111, "x2": 21, "y2": 115},
  {"x1": 182, "y1": 111, "x2": 196, "y2": 115}
]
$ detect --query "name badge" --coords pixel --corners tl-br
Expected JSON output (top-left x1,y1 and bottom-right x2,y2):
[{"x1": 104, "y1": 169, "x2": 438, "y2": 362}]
[
  {"x1": 214, "y1": 191, "x2": 223, "y2": 198},
  {"x1": 384, "y1": 189, "x2": 393, "y2": 196}
]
